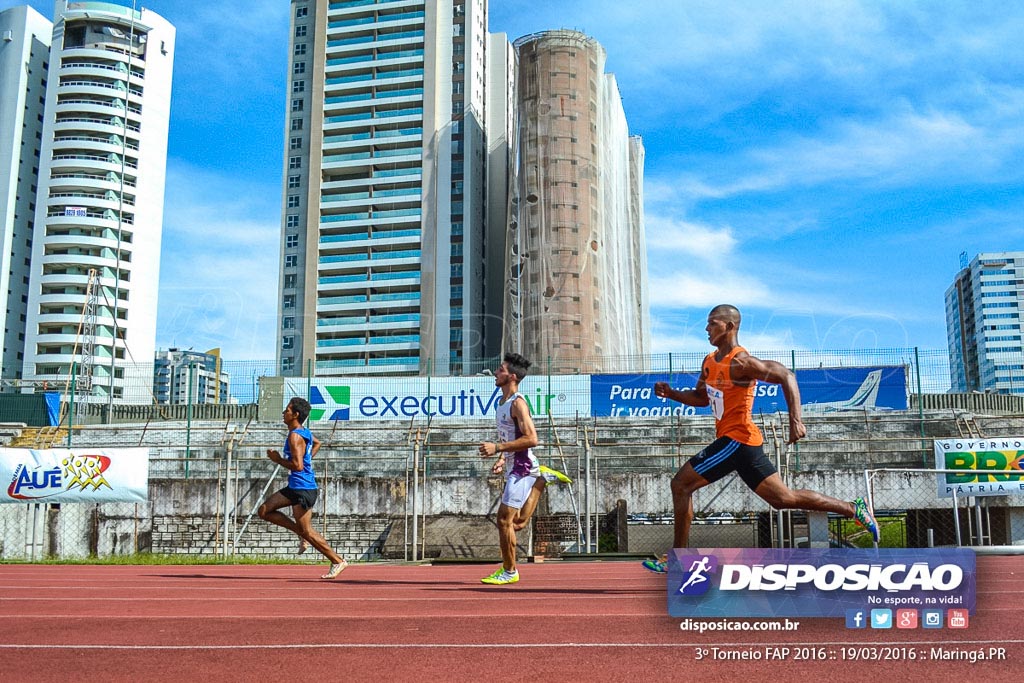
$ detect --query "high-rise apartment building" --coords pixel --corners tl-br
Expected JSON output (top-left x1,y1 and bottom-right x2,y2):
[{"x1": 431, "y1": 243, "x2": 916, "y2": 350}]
[
  {"x1": 507, "y1": 30, "x2": 649, "y2": 374},
  {"x1": 0, "y1": 6, "x2": 52, "y2": 384},
  {"x1": 278, "y1": 0, "x2": 510, "y2": 377},
  {"x1": 19, "y1": 1, "x2": 174, "y2": 403},
  {"x1": 153, "y1": 347, "x2": 230, "y2": 405},
  {"x1": 946, "y1": 251, "x2": 1024, "y2": 395}
]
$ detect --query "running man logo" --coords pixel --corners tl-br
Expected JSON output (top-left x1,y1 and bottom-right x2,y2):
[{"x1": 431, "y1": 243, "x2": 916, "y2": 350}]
[
  {"x1": 309, "y1": 386, "x2": 350, "y2": 421},
  {"x1": 63, "y1": 454, "x2": 112, "y2": 493},
  {"x1": 676, "y1": 554, "x2": 718, "y2": 596}
]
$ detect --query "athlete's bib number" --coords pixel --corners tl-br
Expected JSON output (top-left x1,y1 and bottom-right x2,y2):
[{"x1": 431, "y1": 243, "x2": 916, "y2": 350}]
[{"x1": 706, "y1": 385, "x2": 724, "y2": 420}]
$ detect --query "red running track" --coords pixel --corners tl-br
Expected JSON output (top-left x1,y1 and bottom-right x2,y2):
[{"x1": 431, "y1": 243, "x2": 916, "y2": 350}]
[{"x1": 0, "y1": 557, "x2": 1021, "y2": 682}]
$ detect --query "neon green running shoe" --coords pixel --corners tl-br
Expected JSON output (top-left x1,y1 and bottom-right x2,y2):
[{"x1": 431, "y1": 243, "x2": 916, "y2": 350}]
[
  {"x1": 853, "y1": 497, "x2": 881, "y2": 544},
  {"x1": 481, "y1": 569, "x2": 519, "y2": 585},
  {"x1": 539, "y1": 465, "x2": 572, "y2": 485},
  {"x1": 481, "y1": 567, "x2": 504, "y2": 582},
  {"x1": 642, "y1": 556, "x2": 668, "y2": 573}
]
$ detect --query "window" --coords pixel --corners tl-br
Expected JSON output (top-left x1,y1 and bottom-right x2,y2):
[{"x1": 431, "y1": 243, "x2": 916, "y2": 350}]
[
  {"x1": 282, "y1": 336, "x2": 294, "y2": 350},
  {"x1": 290, "y1": 137, "x2": 302, "y2": 150},
  {"x1": 285, "y1": 254, "x2": 298, "y2": 268},
  {"x1": 289, "y1": 156, "x2": 302, "y2": 169},
  {"x1": 283, "y1": 317, "x2": 295, "y2": 329},
  {"x1": 288, "y1": 175, "x2": 301, "y2": 188},
  {"x1": 292, "y1": 80, "x2": 305, "y2": 93},
  {"x1": 283, "y1": 294, "x2": 296, "y2": 309},
  {"x1": 296, "y1": 7, "x2": 308, "y2": 18},
  {"x1": 284, "y1": 274, "x2": 297, "y2": 288},
  {"x1": 290, "y1": 118, "x2": 303, "y2": 131},
  {"x1": 295, "y1": 25, "x2": 307, "y2": 38},
  {"x1": 291, "y1": 98, "x2": 304, "y2": 112},
  {"x1": 287, "y1": 195, "x2": 300, "y2": 208},
  {"x1": 293, "y1": 62, "x2": 305, "y2": 75},
  {"x1": 294, "y1": 43, "x2": 306, "y2": 56},
  {"x1": 286, "y1": 234, "x2": 299, "y2": 248},
  {"x1": 286, "y1": 215, "x2": 300, "y2": 228}
]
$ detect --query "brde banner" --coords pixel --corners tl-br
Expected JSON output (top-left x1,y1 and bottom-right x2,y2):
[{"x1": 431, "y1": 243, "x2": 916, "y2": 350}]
[
  {"x1": 934, "y1": 437, "x2": 1024, "y2": 498},
  {"x1": 1, "y1": 448, "x2": 149, "y2": 504},
  {"x1": 667, "y1": 548, "x2": 975, "y2": 618}
]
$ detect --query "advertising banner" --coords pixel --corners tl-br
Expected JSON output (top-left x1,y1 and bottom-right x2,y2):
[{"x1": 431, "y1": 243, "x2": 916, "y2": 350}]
[
  {"x1": 667, "y1": 548, "x2": 975, "y2": 619},
  {"x1": 933, "y1": 437, "x2": 1024, "y2": 498},
  {"x1": 1, "y1": 448, "x2": 149, "y2": 504},
  {"x1": 284, "y1": 376, "x2": 591, "y2": 422},
  {"x1": 590, "y1": 366, "x2": 908, "y2": 418}
]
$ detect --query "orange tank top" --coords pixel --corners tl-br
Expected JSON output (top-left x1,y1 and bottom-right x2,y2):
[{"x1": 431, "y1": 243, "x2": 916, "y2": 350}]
[{"x1": 702, "y1": 346, "x2": 763, "y2": 446}]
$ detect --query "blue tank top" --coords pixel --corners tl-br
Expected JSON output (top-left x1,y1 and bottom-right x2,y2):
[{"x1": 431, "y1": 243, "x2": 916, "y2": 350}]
[{"x1": 285, "y1": 426, "x2": 317, "y2": 490}]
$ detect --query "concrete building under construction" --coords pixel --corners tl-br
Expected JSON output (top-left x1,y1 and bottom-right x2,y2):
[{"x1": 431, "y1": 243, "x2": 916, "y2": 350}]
[{"x1": 506, "y1": 30, "x2": 649, "y2": 374}]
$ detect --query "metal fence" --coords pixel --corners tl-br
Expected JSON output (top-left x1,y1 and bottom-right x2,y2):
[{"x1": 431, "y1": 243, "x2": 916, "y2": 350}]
[
  {"x1": 3, "y1": 410, "x2": 1023, "y2": 562},
  {"x1": 1, "y1": 347, "x2": 955, "y2": 412}
]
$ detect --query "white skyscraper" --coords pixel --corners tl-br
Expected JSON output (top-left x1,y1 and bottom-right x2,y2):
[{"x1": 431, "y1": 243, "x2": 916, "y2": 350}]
[
  {"x1": 1, "y1": 6, "x2": 52, "y2": 383},
  {"x1": 277, "y1": 0, "x2": 510, "y2": 377},
  {"x1": 20, "y1": 1, "x2": 174, "y2": 403},
  {"x1": 946, "y1": 251, "x2": 1024, "y2": 395}
]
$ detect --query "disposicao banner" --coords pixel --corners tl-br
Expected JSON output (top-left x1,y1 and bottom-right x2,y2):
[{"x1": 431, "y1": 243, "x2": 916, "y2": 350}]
[
  {"x1": 667, "y1": 548, "x2": 975, "y2": 619},
  {"x1": 1, "y1": 448, "x2": 149, "y2": 504}
]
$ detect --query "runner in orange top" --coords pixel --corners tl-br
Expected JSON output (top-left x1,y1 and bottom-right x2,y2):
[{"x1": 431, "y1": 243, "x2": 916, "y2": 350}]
[{"x1": 642, "y1": 305, "x2": 880, "y2": 573}]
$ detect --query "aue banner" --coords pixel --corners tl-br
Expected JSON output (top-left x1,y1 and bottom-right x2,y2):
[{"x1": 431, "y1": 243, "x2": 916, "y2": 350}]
[
  {"x1": 667, "y1": 548, "x2": 975, "y2": 618},
  {"x1": 1, "y1": 448, "x2": 149, "y2": 504}
]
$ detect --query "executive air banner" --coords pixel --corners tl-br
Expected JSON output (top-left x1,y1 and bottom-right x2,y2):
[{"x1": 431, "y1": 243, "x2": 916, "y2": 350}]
[
  {"x1": 1, "y1": 448, "x2": 149, "y2": 504},
  {"x1": 285, "y1": 376, "x2": 591, "y2": 422}
]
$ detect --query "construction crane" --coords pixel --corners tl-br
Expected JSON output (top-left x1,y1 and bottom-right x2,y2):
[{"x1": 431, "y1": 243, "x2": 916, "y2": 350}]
[{"x1": 76, "y1": 268, "x2": 99, "y2": 395}]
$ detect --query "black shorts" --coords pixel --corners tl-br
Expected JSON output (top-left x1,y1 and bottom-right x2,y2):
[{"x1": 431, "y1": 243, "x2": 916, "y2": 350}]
[
  {"x1": 278, "y1": 486, "x2": 318, "y2": 510},
  {"x1": 688, "y1": 437, "x2": 777, "y2": 491}
]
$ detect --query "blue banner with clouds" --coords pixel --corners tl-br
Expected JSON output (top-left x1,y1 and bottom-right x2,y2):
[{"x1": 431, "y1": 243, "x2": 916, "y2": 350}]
[{"x1": 590, "y1": 366, "x2": 908, "y2": 418}]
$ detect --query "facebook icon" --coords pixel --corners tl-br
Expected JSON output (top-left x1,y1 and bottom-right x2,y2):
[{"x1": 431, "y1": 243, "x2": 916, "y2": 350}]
[{"x1": 845, "y1": 609, "x2": 866, "y2": 629}]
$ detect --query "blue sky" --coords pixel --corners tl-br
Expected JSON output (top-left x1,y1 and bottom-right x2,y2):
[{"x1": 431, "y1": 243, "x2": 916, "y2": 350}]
[{"x1": 9, "y1": 0, "x2": 1024, "y2": 369}]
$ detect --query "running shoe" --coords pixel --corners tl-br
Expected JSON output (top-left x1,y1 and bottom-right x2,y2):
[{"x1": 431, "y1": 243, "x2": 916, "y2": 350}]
[
  {"x1": 321, "y1": 560, "x2": 348, "y2": 580},
  {"x1": 642, "y1": 557, "x2": 668, "y2": 574},
  {"x1": 481, "y1": 569, "x2": 519, "y2": 585},
  {"x1": 852, "y1": 497, "x2": 881, "y2": 544},
  {"x1": 539, "y1": 465, "x2": 572, "y2": 485},
  {"x1": 481, "y1": 567, "x2": 504, "y2": 582}
]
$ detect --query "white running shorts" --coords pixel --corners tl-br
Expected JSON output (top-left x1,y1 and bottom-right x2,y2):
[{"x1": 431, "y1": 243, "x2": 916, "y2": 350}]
[{"x1": 501, "y1": 472, "x2": 539, "y2": 509}]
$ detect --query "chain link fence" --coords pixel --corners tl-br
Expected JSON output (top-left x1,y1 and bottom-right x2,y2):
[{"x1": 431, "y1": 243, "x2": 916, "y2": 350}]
[{"x1": 4, "y1": 409, "x2": 1024, "y2": 561}]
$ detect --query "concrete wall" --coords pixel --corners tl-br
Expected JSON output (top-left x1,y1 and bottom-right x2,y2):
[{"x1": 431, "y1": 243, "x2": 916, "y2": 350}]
[{"x1": 4, "y1": 408, "x2": 1024, "y2": 558}]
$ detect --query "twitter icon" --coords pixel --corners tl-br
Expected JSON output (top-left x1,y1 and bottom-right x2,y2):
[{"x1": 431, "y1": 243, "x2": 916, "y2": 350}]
[{"x1": 870, "y1": 609, "x2": 893, "y2": 629}]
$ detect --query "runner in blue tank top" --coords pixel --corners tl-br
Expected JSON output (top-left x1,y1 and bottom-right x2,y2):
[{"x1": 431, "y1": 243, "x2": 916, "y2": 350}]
[
  {"x1": 478, "y1": 353, "x2": 572, "y2": 585},
  {"x1": 258, "y1": 397, "x2": 346, "y2": 579}
]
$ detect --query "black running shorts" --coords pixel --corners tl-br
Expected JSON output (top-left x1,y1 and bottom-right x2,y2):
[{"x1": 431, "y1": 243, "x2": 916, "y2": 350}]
[
  {"x1": 688, "y1": 437, "x2": 778, "y2": 490},
  {"x1": 278, "y1": 486, "x2": 319, "y2": 510}
]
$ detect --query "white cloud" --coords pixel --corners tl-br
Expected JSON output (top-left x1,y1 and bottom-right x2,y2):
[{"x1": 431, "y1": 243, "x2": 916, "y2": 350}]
[
  {"x1": 645, "y1": 216, "x2": 736, "y2": 259},
  {"x1": 157, "y1": 161, "x2": 280, "y2": 360}
]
